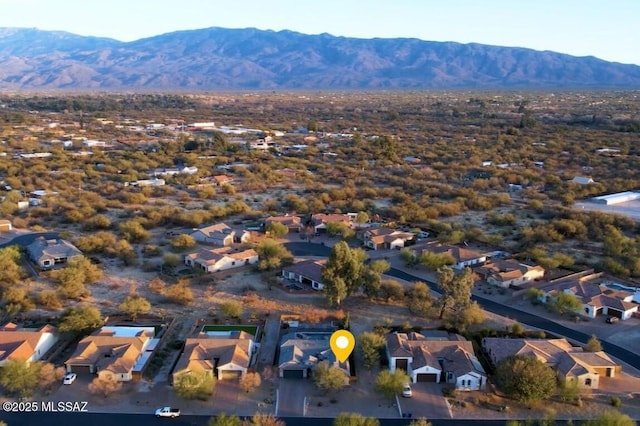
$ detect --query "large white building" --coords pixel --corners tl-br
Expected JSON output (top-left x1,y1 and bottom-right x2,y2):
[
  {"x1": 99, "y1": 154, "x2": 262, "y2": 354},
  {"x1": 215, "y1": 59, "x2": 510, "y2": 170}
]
[{"x1": 591, "y1": 191, "x2": 640, "y2": 205}]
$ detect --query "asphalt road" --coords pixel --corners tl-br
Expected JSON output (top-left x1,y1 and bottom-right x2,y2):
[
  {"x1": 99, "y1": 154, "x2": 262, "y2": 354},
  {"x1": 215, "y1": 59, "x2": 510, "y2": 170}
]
[
  {"x1": 0, "y1": 412, "x2": 572, "y2": 426},
  {"x1": 0, "y1": 232, "x2": 59, "y2": 248},
  {"x1": 284, "y1": 242, "x2": 640, "y2": 372}
]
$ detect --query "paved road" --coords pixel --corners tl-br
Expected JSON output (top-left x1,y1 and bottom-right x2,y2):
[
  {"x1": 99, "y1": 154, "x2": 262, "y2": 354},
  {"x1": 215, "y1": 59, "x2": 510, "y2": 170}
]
[
  {"x1": 0, "y1": 232, "x2": 59, "y2": 248},
  {"x1": 0, "y1": 412, "x2": 574, "y2": 426},
  {"x1": 284, "y1": 242, "x2": 640, "y2": 372}
]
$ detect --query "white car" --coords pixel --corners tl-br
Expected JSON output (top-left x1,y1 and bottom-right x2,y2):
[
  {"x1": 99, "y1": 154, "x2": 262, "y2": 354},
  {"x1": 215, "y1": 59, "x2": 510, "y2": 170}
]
[
  {"x1": 402, "y1": 383, "x2": 412, "y2": 398},
  {"x1": 63, "y1": 373, "x2": 77, "y2": 385}
]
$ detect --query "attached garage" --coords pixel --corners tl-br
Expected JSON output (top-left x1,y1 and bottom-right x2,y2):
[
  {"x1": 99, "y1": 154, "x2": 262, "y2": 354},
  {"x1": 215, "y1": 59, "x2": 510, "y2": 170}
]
[
  {"x1": 416, "y1": 373, "x2": 438, "y2": 383},
  {"x1": 282, "y1": 369, "x2": 306, "y2": 379},
  {"x1": 218, "y1": 370, "x2": 243, "y2": 380},
  {"x1": 67, "y1": 365, "x2": 93, "y2": 374},
  {"x1": 395, "y1": 359, "x2": 409, "y2": 371},
  {"x1": 607, "y1": 308, "x2": 623, "y2": 319}
]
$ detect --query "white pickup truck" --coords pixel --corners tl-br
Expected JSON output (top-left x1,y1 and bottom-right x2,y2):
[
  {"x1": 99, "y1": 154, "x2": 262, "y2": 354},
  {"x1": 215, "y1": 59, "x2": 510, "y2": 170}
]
[{"x1": 155, "y1": 407, "x2": 180, "y2": 418}]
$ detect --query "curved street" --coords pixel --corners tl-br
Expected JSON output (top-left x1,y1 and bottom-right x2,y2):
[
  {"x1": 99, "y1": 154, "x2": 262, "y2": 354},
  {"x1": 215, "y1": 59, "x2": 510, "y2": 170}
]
[{"x1": 284, "y1": 242, "x2": 640, "y2": 372}]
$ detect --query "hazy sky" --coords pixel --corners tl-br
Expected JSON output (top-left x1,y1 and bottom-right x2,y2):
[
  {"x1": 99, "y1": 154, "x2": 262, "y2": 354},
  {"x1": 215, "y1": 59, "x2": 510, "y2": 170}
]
[{"x1": 1, "y1": 0, "x2": 638, "y2": 65}]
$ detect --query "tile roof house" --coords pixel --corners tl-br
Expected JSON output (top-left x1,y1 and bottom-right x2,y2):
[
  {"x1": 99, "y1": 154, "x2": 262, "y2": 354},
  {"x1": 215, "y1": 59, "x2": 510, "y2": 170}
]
[
  {"x1": 282, "y1": 259, "x2": 327, "y2": 290},
  {"x1": 265, "y1": 215, "x2": 302, "y2": 233},
  {"x1": 65, "y1": 327, "x2": 155, "y2": 382},
  {"x1": 386, "y1": 332, "x2": 486, "y2": 390},
  {"x1": 190, "y1": 223, "x2": 235, "y2": 246},
  {"x1": 412, "y1": 243, "x2": 487, "y2": 270},
  {"x1": 364, "y1": 227, "x2": 415, "y2": 250},
  {"x1": 26, "y1": 237, "x2": 83, "y2": 269},
  {"x1": 541, "y1": 280, "x2": 638, "y2": 320},
  {"x1": 482, "y1": 337, "x2": 620, "y2": 389},
  {"x1": 0, "y1": 323, "x2": 58, "y2": 366},
  {"x1": 278, "y1": 331, "x2": 350, "y2": 379},
  {"x1": 476, "y1": 260, "x2": 545, "y2": 288},
  {"x1": 311, "y1": 214, "x2": 353, "y2": 233},
  {"x1": 173, "y1": 331, "x2": 255, "y2": 381},
  {"x1": 185, "y1": 247, "x2": 259, "y2": 273}
]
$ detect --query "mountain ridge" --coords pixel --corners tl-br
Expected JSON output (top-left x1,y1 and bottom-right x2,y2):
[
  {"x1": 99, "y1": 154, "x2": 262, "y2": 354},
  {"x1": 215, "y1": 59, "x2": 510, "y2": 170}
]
[{"x1": 1, "y1": 26, "x2": 639, "y2": 90}]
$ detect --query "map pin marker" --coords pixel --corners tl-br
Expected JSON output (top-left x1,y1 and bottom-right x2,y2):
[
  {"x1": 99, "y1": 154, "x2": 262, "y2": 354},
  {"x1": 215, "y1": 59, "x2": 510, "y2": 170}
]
[{"x1": 330, "y1": 330, "x2": 355, "y2": 363}]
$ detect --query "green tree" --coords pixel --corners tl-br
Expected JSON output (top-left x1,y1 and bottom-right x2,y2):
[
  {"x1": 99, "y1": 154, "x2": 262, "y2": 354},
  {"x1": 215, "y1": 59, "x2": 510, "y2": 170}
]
[
  {"x1": 359, "y1": 331, "x2": 386, "y2": 369},
  {"x1": 242, "y1": 413, "x2": 285, "y2": 426},
  {"x1": 408, "y1": 419, "x2": 432, "y2": 426},
  {"x1": 255, "y1": 239, "x2": 293, "y2": 271},
  {"x1": 119, "y1": 220, "x2": 150, "y2": 243},
  {"x1": 436, "y1": 266, "x2": 474, "y2": 319},
  {"x1": 220, "y1": 301, "x2": 243, "y2": 319},
  {"x1": 119, "y1": 294, "x2": 152, "y2": 320},
  {"x1": 173, "y1": 370, "x2": 215, "y2": 400},
  {"x1": 165, "y1": 281, "x2": 194, "y2": 305},
  {"x1": 583, "y1": 410, "x2": 636, "y2": 426},
  {"x1": 407, "y1": 281, "x2": 434, "y2": 317},
  {"x1": 446, "y1": 301, "x2": 486, "y2": 333},
  {"x1": 379, "y1": 279, "x2": 405, "y2": 302},
  {"x1": 494, "y1": 355, "x2": 557, "y2": 403},
  {"x1": 312, "y1": 361, "x2": 349, "y2": 393},
  {"x1": 355, "y1": 212, "x2": 370, "y2": 225},
  {"x1": 0, "y1": 245, "x2": 25, "y2": 286},
  {"x1": 170, "y1": 234, "x2": 197, "y2": 250},
  {"x1": 333, "y1": 413, "x2": 380, "y2": 426},
  {"x1": 325, "y1": 222, "x2": 355, "y2": 239},
  {"x1": 209, "y1": 413, "x2": 242, "y2": 426},
  {"x1": 321, "y1": 241, "x2": 367, "y2": 306},
  {"x1": 0, "y1": 360, "x2": 40, "y2": 397},
  {"x1": 399, "y1": 248, "x2": 417, "y2": 266},
  {"x1": 58, "y1": 305, "x2": 103, "y2": 334},
  {"x1": 585, "y1": 334, "x2": 603, "y2": 352},
  {"x1": 558, "y1": 378, "x2": 581, "y2": 403},
  {"x1": 265, "y1": 222, "x2": 289, "y2": 238},
  {"x1": 419, "y1": 251, "x2": 455, "y2": 270},
  {"x1": 548, "y1": 292, "x2": 583, "y2": 315},
  {"x1": 375, "y1": 369, "x2": 409, "y2": 401},
  {"x1": 361, "y1": 259, "x2": 390, "y2": 299}
]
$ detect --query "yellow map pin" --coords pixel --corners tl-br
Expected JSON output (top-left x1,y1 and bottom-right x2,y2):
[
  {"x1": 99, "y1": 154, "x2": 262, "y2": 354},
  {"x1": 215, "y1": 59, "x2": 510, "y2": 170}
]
[{"x1": 330, "y1": 330, "x2": 355, "y2": 363}]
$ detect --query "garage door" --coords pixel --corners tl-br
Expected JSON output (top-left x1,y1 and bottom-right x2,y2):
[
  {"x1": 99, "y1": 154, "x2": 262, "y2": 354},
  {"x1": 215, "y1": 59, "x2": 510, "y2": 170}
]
[
  {"x1": 396, "y1": 359, "x2": 408, "y2": 371},
  {"x1": 416, "y1": 374, "x2": 438, "y2": 382},
  {"x1": 219, "y1": 370, "x2": 242, "y2": 380},
  {"x1": 608, "y1": 309, "x2": 623, "y2": 318},
  {"x1": 69, "y1": 365, "x2": 93, "y2": 374},
  {"x1": 282, "y1": 369, "x2": 305, "y2": 379}
]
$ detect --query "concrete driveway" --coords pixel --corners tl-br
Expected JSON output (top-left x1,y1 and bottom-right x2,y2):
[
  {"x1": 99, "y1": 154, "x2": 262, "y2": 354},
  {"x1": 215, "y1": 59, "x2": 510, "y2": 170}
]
[
  {"x1": 277, "y1": 379, "x2": 314, "y2": 417},
  {"x1": 397, "y1": 383, "x2": 451, "y2": 419}
]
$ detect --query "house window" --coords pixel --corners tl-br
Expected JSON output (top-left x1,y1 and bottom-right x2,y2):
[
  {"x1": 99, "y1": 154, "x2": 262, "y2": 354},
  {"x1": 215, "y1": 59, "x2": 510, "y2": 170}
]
[
  {"x1": 232, "y1": 261, "x2": 236, "y2": 266},
  {"x1": 585, "y1": 378, "x2": 592, "y2": 387}
]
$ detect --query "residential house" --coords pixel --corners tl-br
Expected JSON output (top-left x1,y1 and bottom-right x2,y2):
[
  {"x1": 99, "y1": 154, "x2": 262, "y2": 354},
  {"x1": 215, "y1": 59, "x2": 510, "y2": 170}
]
[
  {"x1": 265, "y1": 215, "x2": 302, "y2": 233},
  {"x1": 482, "y1": 337, "x2": 620, "y2": 389},
  {"x1": 185, "y1": 247, "x2": 259, "y2": 273},
  {"x1": 213, "y1": 175, "x2": 234, "y2": 186},
  {"x1": 476, "y1": 260, "x2": 545, "y2": 288},
  {"x1": 124, "y1": 178, "x2": 165, "y2": 187},
  {"x1": 540, "y1": 280, "x2": 638, "y2": 320},
  {"x1": 172, "y1": 331, "x2": 255, "y2": 381},
  {"x1": 364, "y1": 227, "x2": 415, "y2": 250},
  {"x1": 0, "y1": 323, "x2": 58, "y2": 366},
  {"x1": 0, "y1": 219, "x2": 11, "y2": 232},
  {"x1": 412, "y1": 243, "x2": 487, "y2": 270},
  {"x1": 65, "y1": 327, "x2": 156, "y2": 381},
  {"x1": 278, "y1": 331, "x2": 349, "y2": 379},
  {"x1": 191, "y1": 223, "x2": 235, "y2": 246},
  {"x1": 311, "y1": 213, "x2": 353, "y2": 234},
  {"x1": 282, "y1": 259, "x2": 327, "y2": 290},
  {"x1": 572, "y1": 176, "x2": 595, "y2": 185},
  {"x1": 386, "y1": 332, "x2": 486, "y2": 390},
  {"x1": 152, "y1": 166, "x2": 198, "y2": 176},
  {"x1": 27, "y1": 237, "x2": 83, "y2": 269}
]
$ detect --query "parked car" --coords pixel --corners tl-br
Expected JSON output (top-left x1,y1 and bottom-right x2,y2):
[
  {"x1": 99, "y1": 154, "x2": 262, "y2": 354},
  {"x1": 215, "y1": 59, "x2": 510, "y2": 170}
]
[
  {"x1": 63, "y1": 373, "x2": 77, "y2": 385},
  {"x1": 402, "y1": 383, "x2": 413, "y2": 398},
  {"x1": 606, "y1": 316, "x2": 619, "y2": 324},
  {"x1": 155, "y1": 407, "x2": 180, "y2": 418}
]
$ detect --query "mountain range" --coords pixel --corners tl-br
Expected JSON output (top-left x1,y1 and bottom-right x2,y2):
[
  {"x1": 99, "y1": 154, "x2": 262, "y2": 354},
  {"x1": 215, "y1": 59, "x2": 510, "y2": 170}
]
[{"x1": 1, "y1": 26, "x2": 639, "y2": 90}]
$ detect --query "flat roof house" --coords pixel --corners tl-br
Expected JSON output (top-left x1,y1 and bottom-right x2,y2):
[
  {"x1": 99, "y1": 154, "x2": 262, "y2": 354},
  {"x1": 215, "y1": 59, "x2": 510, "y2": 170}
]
[{"x1": 26, "y1": 237, "x2": 83, "y2": 269}]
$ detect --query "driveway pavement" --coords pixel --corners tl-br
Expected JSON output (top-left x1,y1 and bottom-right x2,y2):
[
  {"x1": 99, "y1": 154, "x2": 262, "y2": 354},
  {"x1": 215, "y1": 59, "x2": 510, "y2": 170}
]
[
  {"x1": 277, "y1": 379, "x2": 314, "y2": 417},
  {"x1": 397, "y1": 383, "x2": 451, "y2": 419}
]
